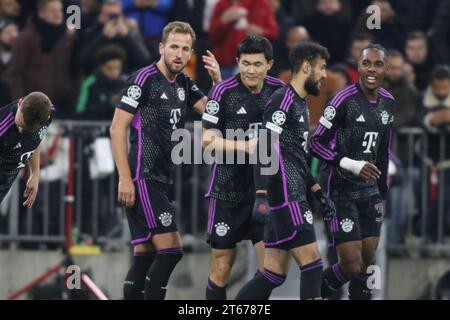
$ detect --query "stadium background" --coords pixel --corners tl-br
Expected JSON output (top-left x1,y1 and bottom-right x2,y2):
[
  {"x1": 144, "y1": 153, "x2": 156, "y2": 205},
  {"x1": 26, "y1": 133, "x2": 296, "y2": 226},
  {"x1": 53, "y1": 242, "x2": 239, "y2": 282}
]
[{"x1": 0, "y1": 0, "x2": 449, "y2": 300}]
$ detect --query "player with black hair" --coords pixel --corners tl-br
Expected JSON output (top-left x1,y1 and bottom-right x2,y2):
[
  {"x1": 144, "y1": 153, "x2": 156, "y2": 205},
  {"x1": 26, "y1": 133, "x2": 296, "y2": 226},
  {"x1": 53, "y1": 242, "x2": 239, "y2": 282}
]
[{"x1": 309, "y1": 43, "x2": 394, "y2": 300}]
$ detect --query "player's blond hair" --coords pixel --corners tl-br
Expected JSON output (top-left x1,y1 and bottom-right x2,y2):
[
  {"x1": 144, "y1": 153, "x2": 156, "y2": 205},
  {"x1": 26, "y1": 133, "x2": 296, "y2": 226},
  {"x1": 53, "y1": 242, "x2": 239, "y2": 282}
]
[{"x1": 162, "y1": 21, "x2": 196, "y2": 46}]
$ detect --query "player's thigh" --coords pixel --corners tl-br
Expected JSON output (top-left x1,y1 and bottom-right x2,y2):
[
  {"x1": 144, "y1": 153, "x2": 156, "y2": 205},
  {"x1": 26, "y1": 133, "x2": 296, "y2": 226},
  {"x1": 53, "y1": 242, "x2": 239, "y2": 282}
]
[
  {"x1": 152, "y1": 232, "x2": 182, "y2": 250},
  {"x1": 134, "y1": 242, "x2": 156, "y2": 254},
  {"x1": 290, "y1": 241, "x2": 321, "y2": 267},
  {"x1": 361, "y1": 236, "x2": 380, "y2": 269},
  {"x1": 254, "y1": 241, "x2": 265, "y2": 270},
  {"x1": 264, "y1": 248, "x2": 291, "y2": 275}
]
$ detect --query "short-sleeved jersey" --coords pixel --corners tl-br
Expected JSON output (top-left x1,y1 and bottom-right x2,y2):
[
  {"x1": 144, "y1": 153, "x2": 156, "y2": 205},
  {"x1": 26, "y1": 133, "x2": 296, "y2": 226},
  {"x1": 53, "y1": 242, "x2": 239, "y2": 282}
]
[
  {"x1": 262, "y1": 85, "x2": 312, "y2": 206},
  {"x1": 202, "y1": 75, "x2": 284, "y2": 203},
  {"x1": 0, "y1": 100, "x2": 54, "y2": 186},
  {"x1": 117, "y1": 63, "x2": 205, "y2": 184},
  {"x1": 309, "y1": 83, "x2": 395, "y2": 201}
]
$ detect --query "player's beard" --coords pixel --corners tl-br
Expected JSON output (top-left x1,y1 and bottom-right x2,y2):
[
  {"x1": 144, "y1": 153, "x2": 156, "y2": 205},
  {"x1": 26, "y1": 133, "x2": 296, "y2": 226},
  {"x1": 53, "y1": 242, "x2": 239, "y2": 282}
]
[
  {"x1": 304, "y1": 72, "x2": 321, "y2": 96},
  {"x1": 164, "y1": 57, "x2": 185, "y2": 76}
]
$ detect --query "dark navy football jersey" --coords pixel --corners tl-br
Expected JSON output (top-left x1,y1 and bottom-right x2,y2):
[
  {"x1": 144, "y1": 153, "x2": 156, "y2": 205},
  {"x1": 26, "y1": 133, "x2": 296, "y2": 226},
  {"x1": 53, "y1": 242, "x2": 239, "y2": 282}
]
[
  {"x1": 309, "y1": 83, "x2": 394, "y2": 200},
  {"x1": 202, "y1": 75, "x2": 284, "y2": 203},
  {"x1": 0, "y1": 100, "x2": 54, "y2": 187},
  {"x1": 262, "y1": 85, "x2": 315, "y2": 206},
  {"x1": 117, "y1": 63, "x2": 205, "y2": 184}
]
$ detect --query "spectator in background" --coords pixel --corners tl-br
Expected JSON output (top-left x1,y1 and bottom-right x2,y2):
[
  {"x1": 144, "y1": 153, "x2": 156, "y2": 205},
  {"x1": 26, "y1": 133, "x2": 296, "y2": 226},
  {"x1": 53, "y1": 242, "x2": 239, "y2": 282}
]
[
  {"x1": 429, "y1": 0, "x2": 450, "y2": 65},
  {"x1": 404, "y1": 62, "x2": 417, "y2": 89},
  {"x1": 383, "y1": 50, "x2": 420, "y2": 165},
  {"x1": 421, "y1": 66, "x2": 450, "y2": 242},
  {"x1": 384, "y1": 50, "x2": 420, "y2": 129},
  {"x1": 273, "y1": 25, "x2": 309, "y2": 82},
  {"x1": 393, "y1": 0, "x2": 440, "y2": 34},
  {"x1": 75, "y1": 44, "x2": 126, "y2": 120},
  {"x1": 405, "y1": 31, "x2": 434, "y2": 92},
  {"x1": 209, "y1": 0, "x2": 278, "y2": 79},
  {"x1": 6, "y1": 0, "x2": 78, "y2": 117},
  {"x1": 0, "y1": 0, "x2": 20, "y2": 25},
  {"x1": 301, "y1": 0, "x2": 352, "y2": 64},
  {"x1": 0, "y1": 18, "x2": 17, "y2": 78},
  {"x1": 423, "y1": 66, "x2": 450, "y2": 142},
  {"x1": 354, "y1": 0, "x2": 403, "y2": 51},
  {"x1": 122, "y1": 0, "x2": 174, "y2": 57},
  {"x1": 344, "y1": 33, "x2": 372, "y2": 84},
  {"x1": 80, "y1": 0, "x2": 101, "y2": 29},
  {"x1": 268, "y1": 0, "x2": 294, "y2": 77},
  {"x1": 77, "y1": 0, "x2": 151, "y2": 75}
]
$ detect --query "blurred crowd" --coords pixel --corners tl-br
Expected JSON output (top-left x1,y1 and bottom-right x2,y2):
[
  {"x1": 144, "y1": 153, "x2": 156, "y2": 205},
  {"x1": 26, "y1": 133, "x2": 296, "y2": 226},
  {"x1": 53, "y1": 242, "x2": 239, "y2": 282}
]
[{"x1": 1, "y1": 0, "x2": 449, "y2": 245}]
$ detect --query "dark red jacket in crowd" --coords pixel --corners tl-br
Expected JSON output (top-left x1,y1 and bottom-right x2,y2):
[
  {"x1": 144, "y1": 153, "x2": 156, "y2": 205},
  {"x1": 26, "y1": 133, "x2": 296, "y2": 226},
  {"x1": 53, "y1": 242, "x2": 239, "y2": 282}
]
[{"x1": 209, "y1": 0, "x2": 278, "y2": 67}]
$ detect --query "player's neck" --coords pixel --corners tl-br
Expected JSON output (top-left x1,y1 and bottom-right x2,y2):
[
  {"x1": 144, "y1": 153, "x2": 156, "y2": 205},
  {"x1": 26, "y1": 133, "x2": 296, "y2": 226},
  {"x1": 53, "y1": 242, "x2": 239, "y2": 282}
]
[
  {"x1": 358, "y1": 79, "x2": 380, "y2": 101},
  {"x1": 290, "y1": 77, "x2": 307, "y2": 99},
  {"x1": 156, "y1": 60, "x2": 178, "y2": 82}
]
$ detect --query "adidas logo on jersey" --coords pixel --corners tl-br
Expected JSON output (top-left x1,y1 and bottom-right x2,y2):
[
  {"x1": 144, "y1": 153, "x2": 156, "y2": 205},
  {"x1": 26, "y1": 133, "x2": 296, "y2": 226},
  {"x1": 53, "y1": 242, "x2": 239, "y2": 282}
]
[
  {"x1": 13, "y1": 142, "x2": 21, "y2": 149},
  {"x1": 356, "y1": 115, "x2": 365, "y2": 122},
  {"x1": 236, "y1": 107, "x2": 247, "y2": 114},
  {"x1": 160, "y1": 92, "x2": 168, "y2": 100},
  {"x1": 299, "y1": 115, "x2": 305, "y2": 122}
]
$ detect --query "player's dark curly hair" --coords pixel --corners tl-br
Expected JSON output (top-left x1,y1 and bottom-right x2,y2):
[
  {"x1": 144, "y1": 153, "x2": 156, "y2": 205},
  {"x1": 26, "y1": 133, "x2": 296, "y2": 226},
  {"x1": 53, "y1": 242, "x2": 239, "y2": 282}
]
[
  {"x1": 237, "y1": 36, "x2": 274, "y2": 61},
  {"x1": 289, "y1": 41, "x2": 330, "y2": 74}
]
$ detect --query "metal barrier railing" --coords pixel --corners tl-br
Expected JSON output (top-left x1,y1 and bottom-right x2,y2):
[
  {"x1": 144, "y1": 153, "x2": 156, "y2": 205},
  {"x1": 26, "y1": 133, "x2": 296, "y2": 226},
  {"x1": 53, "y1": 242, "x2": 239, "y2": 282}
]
[
  {"x1": 388, "y1": 127, "x2": 450, "y2": 255},
  {"x1": 0, "y1": 120, "x2": 208, "y2": 248},
  {"x1": 1, "y1": 123, "x2": 449, "y2": 255}
]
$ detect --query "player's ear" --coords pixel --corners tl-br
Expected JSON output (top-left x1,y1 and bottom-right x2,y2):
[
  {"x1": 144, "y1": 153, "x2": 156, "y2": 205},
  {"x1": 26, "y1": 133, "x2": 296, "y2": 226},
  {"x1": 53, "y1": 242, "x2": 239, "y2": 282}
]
[
  {"x1": 267, "y1": 59, "x2": 274, "y2": 70},
  {"x1": 302, "y1": 60, "x2": 310, "y2": 75},
  {"x1": 235, "y1": 57, "x2": 240, "y2": 65},
  {"x1": 159, "y1": 42, "x2": 164, "y2": 56}
]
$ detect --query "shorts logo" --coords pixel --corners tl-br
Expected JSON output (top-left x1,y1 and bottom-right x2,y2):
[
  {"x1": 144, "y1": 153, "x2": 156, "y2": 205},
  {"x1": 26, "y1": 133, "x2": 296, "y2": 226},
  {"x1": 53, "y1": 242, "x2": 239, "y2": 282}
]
[
  {"x1": 127, "y1": 85, "x2": 141, "y2": 100},
  {"x1": 381, "y1": 111, "x2": 389, "y2": 125},
  {"x1": 304, "y1": 210, "x2": 313, "y2": 224},
  {"x1": 177, "y1": 88, "x2": 185, "y2": 101},
  {"x1": 324, "y1": 106, "x2": 336, "y2": 121},
  {"x1": 215, "y1": 222, "x2": 230, "y2": 237},
  {"x1": 206, "y1": 100, "x2": 220, "y2": 115},
  {"x1": 340, "y1": 218, "x2": 354, "y2": 233},
  {"x1": 159, "y1": 212, "x2": 173, "y2": 227},
  {"x1": 272, "y1": 111, "x2": 286, "y2": 126},
  {"x1": 374, "y1": 202, "x2": 384, "y2": 222}
]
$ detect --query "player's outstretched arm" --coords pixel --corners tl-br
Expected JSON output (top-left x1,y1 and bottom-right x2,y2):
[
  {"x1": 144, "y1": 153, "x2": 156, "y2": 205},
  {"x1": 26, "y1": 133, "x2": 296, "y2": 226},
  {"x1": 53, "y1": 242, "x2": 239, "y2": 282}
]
[
  {"x1": 23, "y1": 144, "x2": 41, "y2": 208},
  {"x1": 110, "y1": 108, "x2": 135, "y2": 208}
]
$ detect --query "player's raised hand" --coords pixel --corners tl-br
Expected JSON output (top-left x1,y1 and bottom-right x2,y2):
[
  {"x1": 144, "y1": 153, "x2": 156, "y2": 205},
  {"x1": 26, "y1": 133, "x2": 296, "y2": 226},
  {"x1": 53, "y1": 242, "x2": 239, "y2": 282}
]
[
  {"x1": 203, "y1": 50, "x2": 222, "y2": 85},
  {"x1": 118, "y1": 176, "x2": 135, "y2": 208},
  {"x1": 23, "y1": 174, "x2": 39, "y2": 208},
  {"x1": 359, "y1": 162, "x2": 381, "y2": 181}
]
